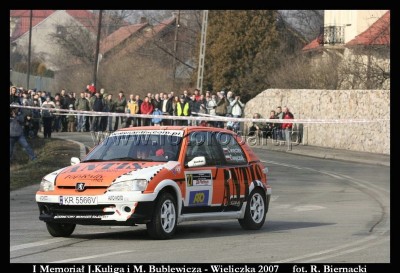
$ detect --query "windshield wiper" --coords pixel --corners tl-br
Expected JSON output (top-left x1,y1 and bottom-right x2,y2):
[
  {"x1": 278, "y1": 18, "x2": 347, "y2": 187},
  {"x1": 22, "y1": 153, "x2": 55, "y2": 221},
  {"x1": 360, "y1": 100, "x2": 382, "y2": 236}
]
[
  {"x1": 110, "y1": 157, "x2": 154, "y2": 162},
  {"x1": 82, "y1": 159, "x2": 105, "y2": 162}
]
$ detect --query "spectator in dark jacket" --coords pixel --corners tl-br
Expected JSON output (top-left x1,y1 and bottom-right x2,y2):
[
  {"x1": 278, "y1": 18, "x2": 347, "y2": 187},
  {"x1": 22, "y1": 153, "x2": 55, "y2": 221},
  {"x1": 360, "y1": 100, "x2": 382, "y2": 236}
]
[
  {"x1": 10, "y1": 106, "x2": 37, "y2": 161},
  {"x1": 90, "y1": 92, "x2": 104, "y2": 132},
  {"x1": 114, "y1": 91, "x2": 127, "y2": 131}
]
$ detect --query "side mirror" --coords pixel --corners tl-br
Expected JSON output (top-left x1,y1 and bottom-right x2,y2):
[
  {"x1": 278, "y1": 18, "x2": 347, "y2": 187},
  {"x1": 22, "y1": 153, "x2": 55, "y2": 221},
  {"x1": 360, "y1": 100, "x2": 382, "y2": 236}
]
[
  {"x1": 187, "y1": 156, "x2": 206, "y2": 167},
  {"x1": 70, "y1": 157, "x2": 81, "y2": 166}
]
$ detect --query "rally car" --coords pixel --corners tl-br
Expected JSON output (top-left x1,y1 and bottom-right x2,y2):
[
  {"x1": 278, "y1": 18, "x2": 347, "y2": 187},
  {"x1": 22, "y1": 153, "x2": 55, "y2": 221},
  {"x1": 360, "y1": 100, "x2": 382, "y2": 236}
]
[{"x1": 36, "y1": 126, "x2": 271, "y2": 239}]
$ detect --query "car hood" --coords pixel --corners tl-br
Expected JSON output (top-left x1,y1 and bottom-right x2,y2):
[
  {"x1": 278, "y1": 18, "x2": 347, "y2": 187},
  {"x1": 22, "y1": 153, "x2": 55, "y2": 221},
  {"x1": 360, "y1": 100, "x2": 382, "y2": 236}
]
[{"x1": 52, "y1": 161, "x2": 182, "y2": 187}]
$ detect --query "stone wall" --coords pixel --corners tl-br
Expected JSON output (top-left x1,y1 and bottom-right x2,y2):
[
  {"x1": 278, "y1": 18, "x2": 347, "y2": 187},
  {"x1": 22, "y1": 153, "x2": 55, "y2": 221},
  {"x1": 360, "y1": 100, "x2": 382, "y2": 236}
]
[{"x1": 244, "y1": 89, "x2": 390, "y2": 154}]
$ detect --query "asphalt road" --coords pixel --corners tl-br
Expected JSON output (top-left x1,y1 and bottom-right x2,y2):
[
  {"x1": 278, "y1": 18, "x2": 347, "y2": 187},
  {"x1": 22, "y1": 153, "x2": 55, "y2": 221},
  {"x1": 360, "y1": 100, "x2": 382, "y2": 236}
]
[{"x1": 10, "y1": 133, "x2": 390, "y2": 264}]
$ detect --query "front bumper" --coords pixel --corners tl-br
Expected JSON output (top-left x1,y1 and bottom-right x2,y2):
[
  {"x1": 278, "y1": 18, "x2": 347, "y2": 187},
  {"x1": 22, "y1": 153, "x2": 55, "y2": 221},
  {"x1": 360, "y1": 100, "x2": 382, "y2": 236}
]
[{"x1": 36, "y1": 191, "x2": 157, "y2": 225}]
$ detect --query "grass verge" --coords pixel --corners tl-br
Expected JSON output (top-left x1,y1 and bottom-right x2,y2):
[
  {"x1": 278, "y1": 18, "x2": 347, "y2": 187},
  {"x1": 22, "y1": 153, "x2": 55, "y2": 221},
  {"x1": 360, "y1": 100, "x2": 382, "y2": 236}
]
[{"x1": 10, "y1": 138, "x2": 80, "y2": 191}]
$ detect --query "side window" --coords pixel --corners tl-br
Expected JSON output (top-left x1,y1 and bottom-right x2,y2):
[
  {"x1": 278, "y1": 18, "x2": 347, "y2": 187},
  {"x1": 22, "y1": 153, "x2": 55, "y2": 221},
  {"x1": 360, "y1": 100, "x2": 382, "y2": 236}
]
[
  {"x1": 184, "y1": 131, "x2": 223, "y2": 166},
  {"x1": 216, "y1": 132, "x2": 247, "y2": 165}
]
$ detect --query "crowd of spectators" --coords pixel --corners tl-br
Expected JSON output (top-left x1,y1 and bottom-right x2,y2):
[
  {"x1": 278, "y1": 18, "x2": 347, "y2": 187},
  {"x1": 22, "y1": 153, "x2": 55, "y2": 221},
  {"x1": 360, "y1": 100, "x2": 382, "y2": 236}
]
[
  {"x1": 248, "y1": 106, "x2": 295, "y2": 150},
  {"x1": 9, "y1": 85, "x2": 249, "y2": 138},
  {"x1": 10, "y1": 83, "x2": 298, "y2": 159}
]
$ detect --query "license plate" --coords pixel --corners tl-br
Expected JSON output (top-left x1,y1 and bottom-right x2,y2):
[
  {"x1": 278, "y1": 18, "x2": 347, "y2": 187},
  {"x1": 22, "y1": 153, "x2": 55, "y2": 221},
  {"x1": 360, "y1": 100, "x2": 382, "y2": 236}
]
[{"x1": 60, "y1": 196, "x2": 98, "y2": 205}]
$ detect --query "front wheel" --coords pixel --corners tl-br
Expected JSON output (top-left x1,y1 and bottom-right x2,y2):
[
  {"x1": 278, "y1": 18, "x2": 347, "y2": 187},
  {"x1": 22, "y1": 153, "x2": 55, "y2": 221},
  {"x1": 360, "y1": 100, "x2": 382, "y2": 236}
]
[
  {"x1": 239, "y1": 188, "x2": 266, "y2": 230},
  {"x1": 46, "y1": 222, "x2": 76, "y2": 237},
  {"x1": 146, "y1": 192, "x2": 177, "y2": 239}
]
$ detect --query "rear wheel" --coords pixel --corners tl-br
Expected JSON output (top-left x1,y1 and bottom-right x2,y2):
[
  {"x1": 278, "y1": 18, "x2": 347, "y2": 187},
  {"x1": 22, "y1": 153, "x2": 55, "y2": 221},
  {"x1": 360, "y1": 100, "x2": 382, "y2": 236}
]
[
  {"x1": 239, "y1": 188, "x2": 266, "y2": 230},
  {"x1": 146, "y1": 192, "x2": 177, "y2": 239},
  {"x1": 46, "y1": 222, "x2": 76, "y2": 237}
]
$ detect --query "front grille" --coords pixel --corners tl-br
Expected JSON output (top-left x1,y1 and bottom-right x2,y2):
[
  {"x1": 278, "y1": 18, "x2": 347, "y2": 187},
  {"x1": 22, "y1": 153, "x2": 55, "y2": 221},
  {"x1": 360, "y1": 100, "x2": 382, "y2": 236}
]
[
  {"x1": 56, "y1": 186, "x2": 108, "y2": 190},
  {"x1": 38, "y1": 203, "x2": 114, "y2": 215}
]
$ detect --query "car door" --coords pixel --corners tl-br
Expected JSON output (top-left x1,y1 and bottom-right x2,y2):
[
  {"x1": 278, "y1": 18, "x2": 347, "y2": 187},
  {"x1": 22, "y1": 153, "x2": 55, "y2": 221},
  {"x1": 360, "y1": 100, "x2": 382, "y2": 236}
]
[
  {"x1": 212, "y1": 132, "x2": 255, "y2": 212},
  {"x1": 182, "y1": 131, "x2": 225, "y2": 214}
]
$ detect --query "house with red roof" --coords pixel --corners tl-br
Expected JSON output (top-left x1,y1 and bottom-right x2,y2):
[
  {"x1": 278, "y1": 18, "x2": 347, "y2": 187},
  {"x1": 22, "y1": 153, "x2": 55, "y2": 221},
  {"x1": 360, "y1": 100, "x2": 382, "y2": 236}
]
[
  {"x1": 10, "y1": 10, "x2": 99, "y2": 70},
  {"x1": 99, "y1": 17, "x2": 178, "y2": 62},
  {"x1": 10, "y1": 10, "x2": 197, "y2": 92},
  {"x1": 302, "y1": 10, "x2": 390, "y2": 89}
]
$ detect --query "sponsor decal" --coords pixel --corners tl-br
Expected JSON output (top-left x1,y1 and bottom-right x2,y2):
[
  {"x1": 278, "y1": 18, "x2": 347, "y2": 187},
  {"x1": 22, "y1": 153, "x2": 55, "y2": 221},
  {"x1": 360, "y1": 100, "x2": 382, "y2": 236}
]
[
  {"x1": 68, "y1": 162, "x2": 142, "y2": 173},
  {"x1": 111, "y1": 130, "x2": 184, "y2": 137},
  {"x1": 39, "y1": 196, "x2": 49, "y2": 201},
  {"x1": 189, "y1": 190, "x2": 209, "y2": 206},
  {"x1": 186, "y1": 172, "x2": 212, "y2": 186},
  {"x1": 222, "y1": 146, "x2": 246, "y2": 162},
  {"x1": 186, "y1": 174, "x2": 193, "y2": 187},
  {"x1": 54, "y1": 215, "x2": 102, "y2": 219},
  {"x1": 107, "y1": 195, "x2": 124, "y2": 201},
  {"x1": 64, "y1": 174, "x2": 103, "y2": 182}
]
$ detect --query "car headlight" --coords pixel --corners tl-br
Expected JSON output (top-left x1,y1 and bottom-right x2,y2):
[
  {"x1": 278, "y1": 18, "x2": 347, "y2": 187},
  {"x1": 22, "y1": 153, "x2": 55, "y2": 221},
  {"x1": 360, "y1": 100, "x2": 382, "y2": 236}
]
[
  {"x1": 108, "y1": 179, "x2": 148, "y2": 192},
  {"x1": 39, "y1": 178, "x2": 54, "y2": 192}
]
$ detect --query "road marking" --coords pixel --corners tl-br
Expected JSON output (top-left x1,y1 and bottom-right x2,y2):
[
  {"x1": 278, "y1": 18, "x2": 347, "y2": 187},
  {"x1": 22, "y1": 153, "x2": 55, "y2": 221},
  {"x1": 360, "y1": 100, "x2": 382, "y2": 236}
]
[
  {"x1": 274, "y1": 235, "x2": 378, "y2": 263},
  {"x1": 303, "y1": 236, "x2": 390, "y2": 262},
  {"x1": 292, "y1": 205, "x2": 325, "y2": 212},
  {"x1": 50, "y1": 250, "x2": 134, "y2": 263},
  {"x1": 262, "y1": 159, "x2": 390, "y2": 263},
  {"x1": 270, "y1": 196, "x2": 279, "y2": 202},
  {"x1": 10, "y1": 238, "x2": 71, "y2": 252}
]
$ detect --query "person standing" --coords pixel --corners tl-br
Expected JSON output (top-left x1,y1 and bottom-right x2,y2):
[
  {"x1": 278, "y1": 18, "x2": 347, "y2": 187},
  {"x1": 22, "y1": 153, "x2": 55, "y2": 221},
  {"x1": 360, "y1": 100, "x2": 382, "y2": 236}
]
[
  {"x1": 67, "y1": 104, "x2": 76, "y2": 132},
  {"x1": 176, "y1": 95, "x2": 191, "y2": 126},
  {"x1": 114, "y1": 91, "x2": 127, "y2": 131},
  {"x1": 282, "y1": 106, "x2": 294, "y2": 151},
  {"x1": 275, "y1": 106, "x2": 284, "y2": 142},
  {"x1": 215, "y1": 91, "x2": 228, "y2": 128},
  {"x1": 41, "y1": 96, "x2": 55, "y2": 138},
  {"x1": 103, "y1": 94, "x2": 115, "y2": 132},
  {"x1": 74, "y1": 91, "x2": 90, "y2": 132},
  {"x1": 135, "y1": 95, "x2": 143, "y2": 127},
  {"x1": 10, "y1": 106, "x2": 37, "y2": 161},
  {"x1": 125, "y1": 94, "x2": 139, "y2": 128},
  {"x1": 230, "y1": 95, "x2": 244, "y2": 132},
  {"x1": 90, "y1": 92, "x2": 104, "y2": 132},
  {"x1": 206, "y1": 94, "x2": 218, "y2": 127},
  {"x1": 140, "y1": 96, "x2": 154, "y2": 126}
]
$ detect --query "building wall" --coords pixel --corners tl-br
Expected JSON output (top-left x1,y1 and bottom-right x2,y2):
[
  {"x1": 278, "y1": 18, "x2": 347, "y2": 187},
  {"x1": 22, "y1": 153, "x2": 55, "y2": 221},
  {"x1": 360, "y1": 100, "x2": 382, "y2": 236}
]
[
  {"x1": 244, "y1": 89, "x2": 390, "y2": 154},
  {"x1": 14, "y1": 11, "x2": 94, "y2": 71},
  {"x1": 324, "y1": 10, "x2": 387, "y2": 43}
]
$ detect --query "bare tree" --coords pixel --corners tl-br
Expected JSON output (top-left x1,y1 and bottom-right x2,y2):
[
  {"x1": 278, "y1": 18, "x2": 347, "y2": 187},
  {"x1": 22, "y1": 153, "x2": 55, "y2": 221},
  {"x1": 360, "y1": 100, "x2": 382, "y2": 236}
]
[{"x1": 279, "y1": 10, "x2": 324, "y2": 43}]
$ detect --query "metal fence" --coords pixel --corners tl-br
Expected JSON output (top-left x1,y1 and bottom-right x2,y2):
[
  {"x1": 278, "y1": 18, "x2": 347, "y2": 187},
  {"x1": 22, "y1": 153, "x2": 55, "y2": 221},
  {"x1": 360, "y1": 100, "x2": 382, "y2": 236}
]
[{"x1": 10, "y1": 71, "x2": 55, "y2": 91}]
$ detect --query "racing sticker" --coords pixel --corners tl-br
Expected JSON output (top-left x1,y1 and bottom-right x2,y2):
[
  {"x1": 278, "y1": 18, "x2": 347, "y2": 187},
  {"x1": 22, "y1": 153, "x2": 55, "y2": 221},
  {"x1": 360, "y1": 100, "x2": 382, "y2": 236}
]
[
  {"x1": 188, "y1": 190, "x2": 209, "y2": 206},
  {"x1": 184, "y1": 170, "x2": 213, "y2": 206},
  {"x1": 185, "y1": 172, "x2": 212, "y2": 187},
  {"x1": 222, "y1": 147, "x2": 245, "y2": 162},
  {"x1": 111, "y1": 130, "x2": 183, "y2": 137}
]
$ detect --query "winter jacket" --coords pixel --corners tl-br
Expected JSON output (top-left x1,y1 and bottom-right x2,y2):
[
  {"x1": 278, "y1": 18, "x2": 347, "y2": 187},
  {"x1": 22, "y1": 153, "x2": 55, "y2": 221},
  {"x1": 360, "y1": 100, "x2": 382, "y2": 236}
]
[{"x1": 282, "y1": 111, "x2": 294, "y2": 129}]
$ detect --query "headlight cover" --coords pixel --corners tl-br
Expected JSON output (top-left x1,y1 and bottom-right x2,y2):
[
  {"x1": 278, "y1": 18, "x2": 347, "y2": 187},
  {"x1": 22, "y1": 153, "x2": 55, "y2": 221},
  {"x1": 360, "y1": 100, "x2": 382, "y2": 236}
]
[
  {"x1": 108, "y1": 179, "x2": 148, "y2": 192},
  {"x1": 39, "y1": 178, "x2": 54, "y2": 192}
]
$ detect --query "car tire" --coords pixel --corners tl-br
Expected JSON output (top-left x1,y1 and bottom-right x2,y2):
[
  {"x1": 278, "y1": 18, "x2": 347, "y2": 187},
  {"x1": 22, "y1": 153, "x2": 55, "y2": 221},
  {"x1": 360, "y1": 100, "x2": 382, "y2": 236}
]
[
  {"x1": 46, "y1": 222, "x2": 76, "y2": 237},
  {"x1": 239, "y1": 188, "x2": 266, "y2": 230},
  {"x1": 146, "y1": 192, "x2": 177, "y2": 240}
]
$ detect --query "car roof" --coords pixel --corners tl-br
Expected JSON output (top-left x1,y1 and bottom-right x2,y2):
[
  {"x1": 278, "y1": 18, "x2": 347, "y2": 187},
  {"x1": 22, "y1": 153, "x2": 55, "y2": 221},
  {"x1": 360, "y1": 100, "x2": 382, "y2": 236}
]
[
  {"x1": 116, "y1": 126, "x2": 236, "y2": 135},
  {"x1": 114, "y1": 126, "x2": 260, "y2": 162}
]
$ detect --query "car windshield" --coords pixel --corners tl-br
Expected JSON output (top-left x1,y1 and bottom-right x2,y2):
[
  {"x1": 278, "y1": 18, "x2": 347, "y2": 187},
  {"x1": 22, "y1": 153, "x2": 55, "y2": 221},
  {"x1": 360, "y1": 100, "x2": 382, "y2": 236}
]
[{"x1": 83, "y1": 130, "x2": 183, "y2": 162}]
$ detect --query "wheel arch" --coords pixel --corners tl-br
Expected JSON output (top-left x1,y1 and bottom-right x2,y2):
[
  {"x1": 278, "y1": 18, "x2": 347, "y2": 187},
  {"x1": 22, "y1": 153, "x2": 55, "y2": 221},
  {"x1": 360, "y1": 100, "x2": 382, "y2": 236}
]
[
  {"x1": 249, "y1": 180, "x2": 268, "y2": 197},
  {"x1": 153, "y1": 179, "x2": 183, "y2": 217}
]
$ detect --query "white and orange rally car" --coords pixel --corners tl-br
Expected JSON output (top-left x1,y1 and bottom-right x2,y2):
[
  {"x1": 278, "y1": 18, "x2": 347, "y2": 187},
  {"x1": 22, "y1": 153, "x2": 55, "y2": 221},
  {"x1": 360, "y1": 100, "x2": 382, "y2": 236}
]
[{"x1": 36, "y1": 126, "x2": 271, "y2": 239}]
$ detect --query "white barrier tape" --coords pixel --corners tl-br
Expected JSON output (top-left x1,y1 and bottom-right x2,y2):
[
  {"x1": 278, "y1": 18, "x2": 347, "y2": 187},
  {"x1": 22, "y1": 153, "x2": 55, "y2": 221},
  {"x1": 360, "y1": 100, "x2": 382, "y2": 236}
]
[{"x1": 11, "y1": 104, "x2": 389, "y2": 124}]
